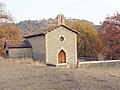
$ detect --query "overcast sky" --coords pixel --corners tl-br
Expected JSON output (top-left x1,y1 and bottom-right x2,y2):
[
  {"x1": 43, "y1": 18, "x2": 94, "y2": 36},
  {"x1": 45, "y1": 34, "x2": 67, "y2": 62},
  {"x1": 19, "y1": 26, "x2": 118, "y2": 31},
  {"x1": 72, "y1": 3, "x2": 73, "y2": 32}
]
[{"x1": 3, "y1": 0, "x2": 120, "y2": 25}]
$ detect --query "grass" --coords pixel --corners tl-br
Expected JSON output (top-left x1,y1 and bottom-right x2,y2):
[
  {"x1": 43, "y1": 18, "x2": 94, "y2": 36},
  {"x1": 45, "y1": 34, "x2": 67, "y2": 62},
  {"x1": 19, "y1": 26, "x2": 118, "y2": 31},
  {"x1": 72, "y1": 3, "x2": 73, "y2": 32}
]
[{"x1": 0, "y1": 57, "x2": 46, "y2": 67}]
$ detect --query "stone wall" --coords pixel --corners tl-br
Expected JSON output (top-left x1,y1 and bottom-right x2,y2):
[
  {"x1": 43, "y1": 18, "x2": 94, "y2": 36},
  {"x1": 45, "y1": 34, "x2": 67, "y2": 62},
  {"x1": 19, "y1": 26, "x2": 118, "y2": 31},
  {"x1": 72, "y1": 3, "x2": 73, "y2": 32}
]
[
  {"x1": 46, "y1": 26, "x2": 77, "y2": 65},
  {"x1": 8, "y1": 48, "x2": 32, "y2": 58},
  {"x1": 26, "y1": 35, "x2": 46, "y2": 62},
  {"x1": 78, "y1": 60, "x2": 120, "y2": 68}
]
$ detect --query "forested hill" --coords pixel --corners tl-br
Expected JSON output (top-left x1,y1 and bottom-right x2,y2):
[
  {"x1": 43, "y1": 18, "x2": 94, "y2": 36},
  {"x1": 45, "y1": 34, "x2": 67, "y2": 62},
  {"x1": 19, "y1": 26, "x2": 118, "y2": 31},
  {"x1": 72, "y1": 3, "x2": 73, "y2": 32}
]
[{"x1": 15, "y1": 18, "x2": 100, "y2": 36}]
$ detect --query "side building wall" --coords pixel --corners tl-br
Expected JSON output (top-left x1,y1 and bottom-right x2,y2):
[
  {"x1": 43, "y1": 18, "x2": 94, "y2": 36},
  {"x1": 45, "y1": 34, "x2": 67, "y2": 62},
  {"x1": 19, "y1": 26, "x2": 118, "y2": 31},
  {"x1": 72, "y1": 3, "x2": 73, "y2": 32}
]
[
  {"x1": 25, "y1": 35, "x2": 46, "y2": 62},
  {"x1": 46, "y1": 27, "x2": 77, "y2": 66},
  {"x1": 8, "y1": 48, "x2": 32, "y2": 58}
]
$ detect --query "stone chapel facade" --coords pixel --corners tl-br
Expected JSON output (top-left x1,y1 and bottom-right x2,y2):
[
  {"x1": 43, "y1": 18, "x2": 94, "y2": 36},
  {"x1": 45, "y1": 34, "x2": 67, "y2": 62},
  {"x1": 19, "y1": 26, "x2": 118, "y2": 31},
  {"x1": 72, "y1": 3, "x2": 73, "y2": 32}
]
[{"x1": 6, "y1": 14, "x2": 79, "y2": 67}]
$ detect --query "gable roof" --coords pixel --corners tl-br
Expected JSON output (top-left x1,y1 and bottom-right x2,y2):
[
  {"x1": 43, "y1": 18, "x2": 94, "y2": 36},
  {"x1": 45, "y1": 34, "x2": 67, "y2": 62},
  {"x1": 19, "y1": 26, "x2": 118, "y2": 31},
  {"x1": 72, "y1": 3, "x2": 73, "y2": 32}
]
[
  {"x1": 5, "y1": 40, "x2": 32, "y2": 48},
  {"x1": 24, "y1": 25, "x2": 80, "y2": 38}
]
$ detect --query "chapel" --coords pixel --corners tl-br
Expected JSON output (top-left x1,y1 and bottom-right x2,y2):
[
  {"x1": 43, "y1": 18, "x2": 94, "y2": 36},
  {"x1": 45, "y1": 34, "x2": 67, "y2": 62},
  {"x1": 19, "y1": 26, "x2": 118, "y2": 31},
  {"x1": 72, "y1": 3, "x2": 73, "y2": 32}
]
[{"x1": 5, "y1": 14, "x2": 79, "y2": 67}]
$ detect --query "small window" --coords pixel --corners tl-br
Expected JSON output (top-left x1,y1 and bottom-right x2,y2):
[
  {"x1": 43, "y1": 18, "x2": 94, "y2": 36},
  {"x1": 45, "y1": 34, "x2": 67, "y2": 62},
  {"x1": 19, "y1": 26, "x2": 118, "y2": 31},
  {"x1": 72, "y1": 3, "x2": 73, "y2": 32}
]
[{"x1": 60, "y1": 36, "x2": 64, "y2": 41}]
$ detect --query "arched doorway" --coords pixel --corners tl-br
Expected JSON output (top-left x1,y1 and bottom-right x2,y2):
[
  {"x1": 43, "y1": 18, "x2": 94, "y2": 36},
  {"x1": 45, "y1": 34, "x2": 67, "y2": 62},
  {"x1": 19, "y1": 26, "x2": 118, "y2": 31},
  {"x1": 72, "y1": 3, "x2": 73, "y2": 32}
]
[{"x1": 58, "y1": 50, "x2": 66, "y2": 63}]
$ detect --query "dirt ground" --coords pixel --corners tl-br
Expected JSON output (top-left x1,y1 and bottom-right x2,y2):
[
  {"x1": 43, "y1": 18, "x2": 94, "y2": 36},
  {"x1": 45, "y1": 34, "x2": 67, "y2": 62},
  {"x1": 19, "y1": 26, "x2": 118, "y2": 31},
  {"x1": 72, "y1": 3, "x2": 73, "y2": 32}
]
[{"x1": 0, "y1": 60, "x2": 120, "y2": 90}]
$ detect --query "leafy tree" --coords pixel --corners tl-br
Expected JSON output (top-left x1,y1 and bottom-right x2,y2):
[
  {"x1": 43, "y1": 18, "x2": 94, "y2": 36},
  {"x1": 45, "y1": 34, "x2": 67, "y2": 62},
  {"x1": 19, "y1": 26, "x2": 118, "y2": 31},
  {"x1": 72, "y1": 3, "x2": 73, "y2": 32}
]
[
  {"x1": 66, "y1": 20, "x2": 103, "y2": 59},
  {"x1": 99, "y1": 13, "x2": 120, "y2": 60},
  {"x1": 0, "y1": 2, "x2": 22, "y2": 56}
]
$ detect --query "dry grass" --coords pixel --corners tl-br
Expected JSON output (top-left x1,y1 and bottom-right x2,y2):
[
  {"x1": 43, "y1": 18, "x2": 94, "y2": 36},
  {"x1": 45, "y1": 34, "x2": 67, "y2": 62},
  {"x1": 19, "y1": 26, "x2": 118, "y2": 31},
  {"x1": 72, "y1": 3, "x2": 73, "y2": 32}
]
[
  {"x1": 0, "y1": 57, "x2": 46, "y2": 67},
  {"x1": 0, "y1": 57, "x2": 120, "y2": 90},
  {"x1": 0, "y1": 56, "x2": 4, "y2": 60}
]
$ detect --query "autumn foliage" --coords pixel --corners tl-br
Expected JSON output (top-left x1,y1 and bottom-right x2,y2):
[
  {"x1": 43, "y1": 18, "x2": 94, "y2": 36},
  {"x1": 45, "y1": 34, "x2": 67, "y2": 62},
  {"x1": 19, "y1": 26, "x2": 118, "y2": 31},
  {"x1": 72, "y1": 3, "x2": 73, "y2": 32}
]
[
  {"x1": 66, "y1": 20, "x2": 103, "y2": 59},
  {"x1": 99, "y1": 13, "x2": 120, "y2": 60},
  {"x1": 0, "y1": 2, "x2": 22, "y2": 56}
]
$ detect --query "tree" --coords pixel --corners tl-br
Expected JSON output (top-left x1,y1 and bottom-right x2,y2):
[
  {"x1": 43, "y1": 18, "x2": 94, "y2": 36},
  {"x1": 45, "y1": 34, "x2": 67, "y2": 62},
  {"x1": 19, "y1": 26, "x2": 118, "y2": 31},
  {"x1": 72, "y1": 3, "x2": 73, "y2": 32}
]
[
  {"x1": 0, "y1": 1, "x2": 22, "y2": 56},
  {"x1": 99, "y1": 13, "x2": 120, "y2": 60},
  {"x1": 0, "y1": 2, "x2": 13, "y2": 22},
  {"x1": 0, "y1": 23, "x2": 22, "y2": 40},
  {"x1": 66, "y1": 20, "x2": 103, "y2": 59}
]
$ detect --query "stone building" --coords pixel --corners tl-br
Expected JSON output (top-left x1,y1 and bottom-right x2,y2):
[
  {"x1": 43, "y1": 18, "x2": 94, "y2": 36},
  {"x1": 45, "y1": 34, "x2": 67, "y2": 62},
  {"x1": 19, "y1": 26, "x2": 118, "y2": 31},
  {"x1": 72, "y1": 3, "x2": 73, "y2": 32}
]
[
  {"x1": 4, "y1": 40, "x2": 32, "y2": 58},
  {"x1": 24, "y1": 14, "x2": 79, "y2": 67}
]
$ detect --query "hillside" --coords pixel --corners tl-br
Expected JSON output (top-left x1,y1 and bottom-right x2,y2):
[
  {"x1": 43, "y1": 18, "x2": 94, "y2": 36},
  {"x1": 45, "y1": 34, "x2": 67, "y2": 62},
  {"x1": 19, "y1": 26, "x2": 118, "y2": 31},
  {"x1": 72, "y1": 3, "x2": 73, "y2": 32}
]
[{"x1": 15, "y1": 18, "x2": 100, "y2": 36}]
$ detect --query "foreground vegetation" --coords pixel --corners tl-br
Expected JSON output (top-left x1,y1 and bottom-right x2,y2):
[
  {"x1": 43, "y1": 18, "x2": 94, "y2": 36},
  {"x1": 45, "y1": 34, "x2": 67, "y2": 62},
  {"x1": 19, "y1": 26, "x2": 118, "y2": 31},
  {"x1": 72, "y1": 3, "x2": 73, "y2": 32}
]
[{"x1": 0, "y1": 57, "x2": 45, "y2": 66}]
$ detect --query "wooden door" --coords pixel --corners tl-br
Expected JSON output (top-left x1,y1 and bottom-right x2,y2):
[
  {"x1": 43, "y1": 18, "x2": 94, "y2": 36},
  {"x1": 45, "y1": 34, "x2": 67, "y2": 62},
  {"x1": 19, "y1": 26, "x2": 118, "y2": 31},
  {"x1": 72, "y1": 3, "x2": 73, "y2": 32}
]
[{"x1": 58, "y1": 50, "x2": 66, "y2": 63}]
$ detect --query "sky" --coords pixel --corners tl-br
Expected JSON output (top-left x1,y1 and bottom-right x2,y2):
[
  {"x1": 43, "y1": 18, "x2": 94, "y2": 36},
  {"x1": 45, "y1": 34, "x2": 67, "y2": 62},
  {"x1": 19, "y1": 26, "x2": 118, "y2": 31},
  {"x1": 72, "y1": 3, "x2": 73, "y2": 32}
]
[{"x1": 2, "y1": 0, "x2": 120, "y2": 25}]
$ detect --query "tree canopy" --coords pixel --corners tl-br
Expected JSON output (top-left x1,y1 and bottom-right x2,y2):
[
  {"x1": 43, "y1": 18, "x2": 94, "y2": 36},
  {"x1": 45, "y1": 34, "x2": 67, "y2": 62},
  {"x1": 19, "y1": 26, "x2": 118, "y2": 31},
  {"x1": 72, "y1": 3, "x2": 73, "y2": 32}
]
[
  {"x1": 99, "y1": 13, "x2": 120, "y2": 60},
  {"x1": 66, "y1": 20, "x2": 103, "y2": 59}
]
